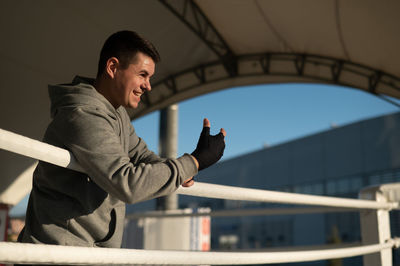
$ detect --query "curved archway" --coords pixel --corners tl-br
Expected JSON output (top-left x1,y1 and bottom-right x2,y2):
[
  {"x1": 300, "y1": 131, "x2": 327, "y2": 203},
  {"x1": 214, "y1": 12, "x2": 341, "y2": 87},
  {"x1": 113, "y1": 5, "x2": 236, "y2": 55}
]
[{"x1": 130, "y1": 53, "x2": 400, "y2": 119}]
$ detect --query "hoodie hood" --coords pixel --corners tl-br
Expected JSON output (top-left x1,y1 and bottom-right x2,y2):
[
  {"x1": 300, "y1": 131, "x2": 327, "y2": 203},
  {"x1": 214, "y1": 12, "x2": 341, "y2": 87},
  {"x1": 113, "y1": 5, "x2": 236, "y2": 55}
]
[{"x1": 48, "y1": 76, "x2": 118, "y2": 119}]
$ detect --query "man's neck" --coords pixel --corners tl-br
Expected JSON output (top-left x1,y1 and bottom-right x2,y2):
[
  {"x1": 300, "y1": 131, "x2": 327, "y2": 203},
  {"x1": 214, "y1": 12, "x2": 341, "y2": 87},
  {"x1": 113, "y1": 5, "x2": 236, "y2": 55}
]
[{"x1": 94, "y1": 76, "x2": 119, "y2": 109}]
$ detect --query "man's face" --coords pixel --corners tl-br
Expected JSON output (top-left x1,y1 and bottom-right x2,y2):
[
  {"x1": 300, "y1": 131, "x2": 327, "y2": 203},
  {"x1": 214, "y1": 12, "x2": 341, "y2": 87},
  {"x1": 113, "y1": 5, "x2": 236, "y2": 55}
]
[{"x1": 112, "y1": 52, "x2": 155, "y2": 109}]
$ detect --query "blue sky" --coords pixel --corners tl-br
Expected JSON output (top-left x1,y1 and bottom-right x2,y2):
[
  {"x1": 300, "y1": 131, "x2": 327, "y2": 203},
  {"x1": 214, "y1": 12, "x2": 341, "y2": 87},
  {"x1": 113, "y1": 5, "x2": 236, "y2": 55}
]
[
  {"x1": 9, "y1": 83, "x2": 400, "y2": 216},
  {"x1": 134, "y1": 83, "x2": 400, "y2": 161}
]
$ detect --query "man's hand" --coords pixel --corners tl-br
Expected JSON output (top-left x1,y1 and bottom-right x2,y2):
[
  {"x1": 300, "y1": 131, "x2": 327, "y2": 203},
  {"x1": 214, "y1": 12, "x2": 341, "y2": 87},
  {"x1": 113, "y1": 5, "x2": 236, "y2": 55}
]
[
  {"x1": 182, "y1": 177, "x2": 195, "y2": 187},
  {"x1": 191, "y1": 118, "x2": 226, "y2": 171}
]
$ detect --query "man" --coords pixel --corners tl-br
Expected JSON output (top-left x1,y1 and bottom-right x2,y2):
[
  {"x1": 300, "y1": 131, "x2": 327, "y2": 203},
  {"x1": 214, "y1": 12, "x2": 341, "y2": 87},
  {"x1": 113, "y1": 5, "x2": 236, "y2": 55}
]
[{"x1": 18, "y1": 30, "x2": 226, "y2": 250}]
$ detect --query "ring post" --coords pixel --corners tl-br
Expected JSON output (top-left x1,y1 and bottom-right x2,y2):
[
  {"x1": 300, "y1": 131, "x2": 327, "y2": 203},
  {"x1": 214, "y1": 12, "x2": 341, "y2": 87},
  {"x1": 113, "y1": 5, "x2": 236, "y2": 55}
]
[{"x1": 359, "y1": 183, "x2": 400, "y2": 266}]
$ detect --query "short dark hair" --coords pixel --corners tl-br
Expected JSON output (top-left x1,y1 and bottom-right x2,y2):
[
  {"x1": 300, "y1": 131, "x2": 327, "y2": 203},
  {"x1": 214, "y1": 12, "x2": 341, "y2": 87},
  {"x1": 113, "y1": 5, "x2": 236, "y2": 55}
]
[{"x1": 96, "y1": 30, "x2": 160, "y2": 77}]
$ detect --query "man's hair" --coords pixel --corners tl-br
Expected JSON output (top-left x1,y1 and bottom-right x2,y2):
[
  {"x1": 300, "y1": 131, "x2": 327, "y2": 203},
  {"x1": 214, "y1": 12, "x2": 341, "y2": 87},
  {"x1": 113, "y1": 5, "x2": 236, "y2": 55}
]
[{"x1": 96, "y1": 30, "x2": 160, "y2": 77}]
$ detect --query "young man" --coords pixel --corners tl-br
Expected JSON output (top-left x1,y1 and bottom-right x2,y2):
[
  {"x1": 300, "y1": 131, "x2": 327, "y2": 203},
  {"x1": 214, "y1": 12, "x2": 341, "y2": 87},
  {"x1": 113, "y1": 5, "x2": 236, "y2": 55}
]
[{"x1": 18, "y1": 31, "x2": 226, "y2": 249}]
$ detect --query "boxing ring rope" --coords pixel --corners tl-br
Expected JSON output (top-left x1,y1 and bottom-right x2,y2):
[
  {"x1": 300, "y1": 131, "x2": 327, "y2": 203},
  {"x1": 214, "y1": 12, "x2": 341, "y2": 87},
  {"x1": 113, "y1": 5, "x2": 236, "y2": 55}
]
[
  {"x1": 1, "y1": 127, "x2": 399, "y2": 265},
  {"x1": 1, "y1": 128, "x2": 397, "y2": 210},
  {"x1": 177, "y1": 182, "x2": 398, "y2": 210},
  {"x1": 0, "y1": 239, "x2": 399, "y2": 265}
]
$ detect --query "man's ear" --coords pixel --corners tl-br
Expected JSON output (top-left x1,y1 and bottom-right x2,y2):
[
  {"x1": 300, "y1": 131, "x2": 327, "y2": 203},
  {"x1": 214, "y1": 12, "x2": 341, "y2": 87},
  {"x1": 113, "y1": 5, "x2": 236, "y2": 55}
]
[{"x1": 106, "y1": 57, "x2": 119, "y2": 78}]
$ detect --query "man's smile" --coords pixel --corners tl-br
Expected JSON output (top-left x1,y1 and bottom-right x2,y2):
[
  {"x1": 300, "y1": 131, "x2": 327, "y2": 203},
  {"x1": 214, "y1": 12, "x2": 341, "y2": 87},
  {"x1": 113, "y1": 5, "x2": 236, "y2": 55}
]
[{"x1": 133, "y1": 91, "x2": 142, "y2": 97}]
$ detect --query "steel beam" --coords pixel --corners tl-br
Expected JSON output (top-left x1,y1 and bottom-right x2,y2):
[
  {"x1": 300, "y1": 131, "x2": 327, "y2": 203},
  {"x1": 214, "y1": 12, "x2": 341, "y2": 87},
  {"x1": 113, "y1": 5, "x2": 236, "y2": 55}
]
[{"x1": 159, "y1": 0, "x2": 238, "y2": 77}]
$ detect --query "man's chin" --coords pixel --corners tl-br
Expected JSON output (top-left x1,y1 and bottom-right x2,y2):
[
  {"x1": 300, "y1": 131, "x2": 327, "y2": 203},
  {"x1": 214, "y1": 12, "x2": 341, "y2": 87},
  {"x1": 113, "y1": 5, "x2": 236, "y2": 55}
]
[{"x1": 128, "y1": 102, "x2": 139, "y2": 109}]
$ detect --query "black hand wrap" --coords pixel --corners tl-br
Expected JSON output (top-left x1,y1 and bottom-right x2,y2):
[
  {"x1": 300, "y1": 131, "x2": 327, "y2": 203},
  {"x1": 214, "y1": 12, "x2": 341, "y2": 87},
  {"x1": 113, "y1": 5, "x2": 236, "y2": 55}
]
[{"x1": 191, "y1": 127, "x2": 225, "y2": 171}]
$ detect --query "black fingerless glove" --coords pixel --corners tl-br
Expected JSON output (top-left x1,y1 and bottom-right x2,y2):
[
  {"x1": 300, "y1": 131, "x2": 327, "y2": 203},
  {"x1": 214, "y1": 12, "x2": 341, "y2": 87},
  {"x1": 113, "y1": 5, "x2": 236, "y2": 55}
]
[{"x1": 191, "y1": 126, "x2": 225, "y2": 170}]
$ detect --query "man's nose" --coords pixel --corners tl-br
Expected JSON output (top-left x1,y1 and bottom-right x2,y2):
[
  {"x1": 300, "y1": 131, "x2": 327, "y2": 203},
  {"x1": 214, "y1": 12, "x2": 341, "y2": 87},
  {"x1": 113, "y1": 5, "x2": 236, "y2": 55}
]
[{"x1": 141, "y1": 80, "x2": 151, "y2": 92}]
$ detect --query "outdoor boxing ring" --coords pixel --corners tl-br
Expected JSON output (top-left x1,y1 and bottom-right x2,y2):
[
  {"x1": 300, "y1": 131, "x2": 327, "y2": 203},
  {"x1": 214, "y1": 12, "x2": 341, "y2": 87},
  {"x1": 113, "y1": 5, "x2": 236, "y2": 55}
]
[{"x1": 0, "y1": 128, "x2": 399, "y2": 265}]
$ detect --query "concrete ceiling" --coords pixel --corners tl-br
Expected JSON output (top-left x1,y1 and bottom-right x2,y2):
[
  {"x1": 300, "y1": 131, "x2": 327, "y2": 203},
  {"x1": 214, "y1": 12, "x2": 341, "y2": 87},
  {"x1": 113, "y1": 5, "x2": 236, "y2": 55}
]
[{"x1": 1, "y1": 0, "x2": 400, "y2": 205}]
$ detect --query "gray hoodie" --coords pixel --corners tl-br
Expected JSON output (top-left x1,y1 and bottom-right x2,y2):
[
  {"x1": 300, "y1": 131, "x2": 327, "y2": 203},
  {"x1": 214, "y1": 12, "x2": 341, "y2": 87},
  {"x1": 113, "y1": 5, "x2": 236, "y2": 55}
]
[{"x1": 19, "y1": 76, "x2": 197, "y2": 248}]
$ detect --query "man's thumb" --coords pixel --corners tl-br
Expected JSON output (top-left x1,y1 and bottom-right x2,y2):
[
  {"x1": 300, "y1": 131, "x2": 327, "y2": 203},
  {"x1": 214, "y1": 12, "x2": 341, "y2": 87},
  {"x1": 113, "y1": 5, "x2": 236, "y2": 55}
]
[{"x1": 203, "y1": 118, "x2": 210, "y2": 128}]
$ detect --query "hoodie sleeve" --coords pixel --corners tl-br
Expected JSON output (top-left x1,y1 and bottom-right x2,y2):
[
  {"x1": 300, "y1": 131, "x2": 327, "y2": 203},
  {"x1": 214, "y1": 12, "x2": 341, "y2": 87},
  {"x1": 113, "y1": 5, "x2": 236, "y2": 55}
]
[
  {"x1": 126, "y1": 117, "x2": 165, "y2": 165},
  {"x1": 51, "y1": 106, "x2": 198, "y2": 204}
]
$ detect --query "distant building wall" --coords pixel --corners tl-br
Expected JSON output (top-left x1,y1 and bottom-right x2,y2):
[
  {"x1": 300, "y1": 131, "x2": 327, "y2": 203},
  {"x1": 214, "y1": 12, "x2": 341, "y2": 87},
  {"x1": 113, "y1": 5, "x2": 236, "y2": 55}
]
[
  {"x1": 125, "y1": 112, "x2": 400, "y2": 265},
  {"x1": 176, "y1": 112, "x2": 400, "y2": 266},
  {"x1": 194, "y1": 111, "x2": 400, "y2": 191}
]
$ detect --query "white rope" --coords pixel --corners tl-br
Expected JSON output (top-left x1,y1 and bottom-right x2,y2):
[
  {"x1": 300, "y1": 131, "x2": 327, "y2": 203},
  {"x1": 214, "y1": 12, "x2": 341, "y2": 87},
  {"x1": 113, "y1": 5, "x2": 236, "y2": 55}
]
[
  {"x1": 176, "y1": 182, "x2": 398, "y2": 210},
  {"x1": 0, "y1": 128, "x2": 398, "y2": 210},
  {"x1": 0, "y1": 128, "x2": 83, "y2": 172},
  {"x1": 0, "y1": 239, "x2": 399, "y2": 265}
]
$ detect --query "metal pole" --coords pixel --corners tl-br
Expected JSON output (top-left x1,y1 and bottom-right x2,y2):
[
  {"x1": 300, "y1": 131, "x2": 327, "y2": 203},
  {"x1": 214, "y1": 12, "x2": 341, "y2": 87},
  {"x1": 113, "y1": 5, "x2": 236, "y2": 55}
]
[
  {"x1": 359, "y1": 184, "x2": 394, "y2": 266},
  {"x1": 156, "y1": 104, "x2": 179, "y2": 210}
]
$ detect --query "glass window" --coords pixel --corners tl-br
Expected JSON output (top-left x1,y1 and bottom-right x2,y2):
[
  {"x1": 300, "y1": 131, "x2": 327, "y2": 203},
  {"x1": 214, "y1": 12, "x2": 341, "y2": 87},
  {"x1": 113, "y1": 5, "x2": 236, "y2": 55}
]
[
  {"x1": 327, "y1": 180, "x2": 336, "y2": 195},
  {"x1": 369, "y1": 175, "x2": 381, "y2": 185},
  {"x1": 293, "y1": 186, "x2": 303, "y2": 194},
  {"x1": 381, "y1": 173, "x2": 394, "y2": 184},
  {"x1": 312, "y1": 183, "x2": 324, "y2": 195},
  {"x1": 303, "y1": 185, "x2": 313, "y2": 194},
  {"x1": 350, "y1": 177, "x2": 363, "y2": 192},
  {"x1": 395, "y1": 170, "x2": 400, "y2": 181},
  {"x1": 280, "y1": 187, "x2": 291, "y2": 192},
  {"x1": 337, "y1": 179, "x2": 349, "y2": 194}
]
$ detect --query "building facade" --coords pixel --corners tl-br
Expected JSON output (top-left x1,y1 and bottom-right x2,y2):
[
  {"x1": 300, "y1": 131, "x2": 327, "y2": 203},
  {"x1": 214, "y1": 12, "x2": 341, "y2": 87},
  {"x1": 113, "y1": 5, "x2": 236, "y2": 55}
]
[{"x1": 176, "y1": 111, "x2": 400, "y2": 265}]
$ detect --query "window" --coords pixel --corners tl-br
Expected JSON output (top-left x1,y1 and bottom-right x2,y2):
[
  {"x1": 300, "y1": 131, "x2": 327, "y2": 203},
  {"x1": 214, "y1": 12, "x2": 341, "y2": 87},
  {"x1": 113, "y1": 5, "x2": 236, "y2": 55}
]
[
  {"x1": 382, "y1": 173, "x2": 394, "y2": 184},
  {"x1": 350, "y1": 176, "x2": 363, "y2": 192},
  {"x1": 312, "y1": 183, "x2": 324, "y2": 195},
  {"x1": 369, "y1": 175, "x2": 381, "y2": 185},
  {"x1": 337, "y1": 179, "x2": 350, "y2": 194},
  {"x1": 327, "y1": 180, "x2": 336, "y2": 195}
]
